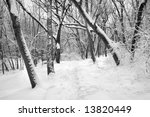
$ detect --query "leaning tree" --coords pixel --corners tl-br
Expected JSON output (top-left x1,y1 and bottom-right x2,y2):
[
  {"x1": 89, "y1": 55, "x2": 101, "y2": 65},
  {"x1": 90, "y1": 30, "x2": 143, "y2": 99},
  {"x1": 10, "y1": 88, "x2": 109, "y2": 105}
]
[
  {"x1": 70, "y1": 0, "x2": 120, "y2": 65},
  {"x1": 6, "y1": 0, "x2": 39, "y2": 88}
]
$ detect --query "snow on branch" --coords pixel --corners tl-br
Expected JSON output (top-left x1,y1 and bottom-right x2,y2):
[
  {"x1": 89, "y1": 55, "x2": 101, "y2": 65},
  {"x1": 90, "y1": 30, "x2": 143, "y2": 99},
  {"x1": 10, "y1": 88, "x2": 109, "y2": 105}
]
[
  {"x1": 15, "y1": 0, "x2": 57, "y2": 42},
  {"x1": 16, "y1": 0, "x2": 47, "y2": 31},
  {"x1": 70, "y1": 0, "x2": 120, "y2": 65},
  {"x1": 6, "y1": 0, "x2": 40, "y2": 88},
  {"x1": 6, "y1": 0, "x2": 18, "y2": 16},
  {"x1": 70, "y1": 0, "x2": 114, "y2": 47},
  {"x1": 63, "y1": 23, "x2": 86, "y2": 30}
]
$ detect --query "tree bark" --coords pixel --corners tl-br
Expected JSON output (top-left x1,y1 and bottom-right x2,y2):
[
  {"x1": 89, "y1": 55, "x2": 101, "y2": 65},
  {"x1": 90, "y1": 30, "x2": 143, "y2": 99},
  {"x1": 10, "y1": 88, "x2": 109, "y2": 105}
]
[
  {"x1": 131, "y1": 0, "x2": 148, "y2": 56},
  {"x1": 120, "y1": 1, "x2": 126, "y2": 43},
  {"x1": 76, "y1": 29, "x2": 85, "y2": 59},
  {"x1": 71, "y1": 0, "x2": 120, "y2": 65},
  {"x1": 47, "y1": 0, "x2": 54, "y2": 74},
  {"x1": 3, "y1": 62, "x2": 9, "y2": 71},
  {"x1": 0, "y1": 1, "x2": 4, "y2": 74},
  {"x1": 4, "y1": 27, "x2": 15, "y2": 70},
  {"x1": 112, "y1": 0, "x2": 125, "y2": 43},
  {"x1": 85, "y1": 44, "x2": 89, "y2": 59},
  {"x1": 0, "y1": 43, "x2": 5, "y2": 74},
  {"x1": 95, "y1": 39, "x2": 100, "y2": 57},
  {"x1": 85, "y1": 0, "x2": 96, "y2": 63},
  {"x1": 15, "y1": 46, "x2": 20, "y2": 69},
  {"x1": 86, "y1": 27, "x2": 96, "y2": 62},
  {"x1": 55, "y1": 23, "x2": 62, "y2": 63},
  {"x1": 55, "y1": 0, "x2": 70, "y2": 63},
  {"x1": 6, "y1": 0, "x2": 39, "y2": 88}
]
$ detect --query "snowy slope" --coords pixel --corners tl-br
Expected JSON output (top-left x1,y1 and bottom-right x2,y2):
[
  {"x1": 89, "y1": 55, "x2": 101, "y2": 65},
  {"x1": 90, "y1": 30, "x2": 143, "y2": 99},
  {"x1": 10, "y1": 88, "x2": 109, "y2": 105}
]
[{"x1": 0, "y1": 56, "x2": 150, "y2": 100}]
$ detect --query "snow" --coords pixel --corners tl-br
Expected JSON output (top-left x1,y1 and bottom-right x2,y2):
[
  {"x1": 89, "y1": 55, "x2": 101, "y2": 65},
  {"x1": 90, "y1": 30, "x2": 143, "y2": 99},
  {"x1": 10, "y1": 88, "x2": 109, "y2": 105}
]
[
  {"x1": 56, "y1": 43, "x2": 60, "y2": 49},
  {"x1": 0, "y1": 56, "x2": 150, "y2": 100},
  {"x1": 10, "y1": 0, "x2": 19, "y2": 16},
  {"x1": 96, "y1": 24, "x2": 114, "y2": 46},
  {"x1": 74, "y1": 2, "x2": 120, "y2": 61},
  {"x1": 77, "y1": 2, "x2": 115, "y2": 48}
]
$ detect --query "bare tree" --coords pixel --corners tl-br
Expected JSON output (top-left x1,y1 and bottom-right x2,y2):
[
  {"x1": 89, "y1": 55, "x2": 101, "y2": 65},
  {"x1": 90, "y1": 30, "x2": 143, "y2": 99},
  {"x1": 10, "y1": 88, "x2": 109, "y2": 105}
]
[
  {"x1": 55, "y1": 0, "x2": 71, "y2": 63},
  {"x1": 85, "y1": 0, "x2": 96, "y2": 63},
  {"x1": 70, "y1": 0, "x2": 120, "y2": 65},
  {"x1": 47, "y1": 0, "x2": 54, "y2": 74},
  {"x1": 111, "y1": 0, "x2": 125, "y2": 43},
  {"x1": 131, "y1": 0, "x2": 148, "y2": 57},
  {"x1": 6, "y1": 0, "x2": 39, "y2": 88}
]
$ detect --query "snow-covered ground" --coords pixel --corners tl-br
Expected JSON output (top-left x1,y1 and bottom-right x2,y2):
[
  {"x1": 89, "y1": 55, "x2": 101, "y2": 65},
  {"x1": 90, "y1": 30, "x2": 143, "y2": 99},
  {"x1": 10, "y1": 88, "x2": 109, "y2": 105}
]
[{"x1": 0, "y1": 55, "x2": 150, "y2": 100}]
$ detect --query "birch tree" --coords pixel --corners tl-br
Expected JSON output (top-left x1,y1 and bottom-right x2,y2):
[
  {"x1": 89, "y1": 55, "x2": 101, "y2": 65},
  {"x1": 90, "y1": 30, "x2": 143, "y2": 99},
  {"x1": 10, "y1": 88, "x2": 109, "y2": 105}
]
[{"x1": 6, "y1": 0, "x2": 39, "y2": 88}]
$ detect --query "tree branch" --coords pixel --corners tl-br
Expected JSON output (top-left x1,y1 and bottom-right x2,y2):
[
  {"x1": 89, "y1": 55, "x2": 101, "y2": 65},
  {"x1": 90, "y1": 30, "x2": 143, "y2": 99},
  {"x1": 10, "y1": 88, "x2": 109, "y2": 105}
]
[
  {"x1": 16, "y1": 0, "x2": 56, "y2": 41},
  {"x1": 70, "y1": 0, "x2": 120, "y2": 65}
]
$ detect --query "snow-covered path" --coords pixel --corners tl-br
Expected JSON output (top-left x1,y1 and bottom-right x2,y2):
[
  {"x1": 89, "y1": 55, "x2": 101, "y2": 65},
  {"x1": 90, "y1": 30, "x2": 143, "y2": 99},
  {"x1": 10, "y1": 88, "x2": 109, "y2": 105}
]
[{"x1": 0, "y1": 56, "x2": 150, "y2": 100}]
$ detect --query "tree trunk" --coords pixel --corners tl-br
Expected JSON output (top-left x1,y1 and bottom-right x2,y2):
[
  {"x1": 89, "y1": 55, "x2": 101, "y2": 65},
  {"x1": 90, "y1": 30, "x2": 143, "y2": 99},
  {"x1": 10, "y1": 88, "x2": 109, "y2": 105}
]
[
  {"x1": 47, "y1": 0, "x2": 54, "y2": 74},
  {"x1": 55, "y1": 23, "x2": 62, "y2": 63},
  {"x1": 85, "y1": 44, "x2": 89, "y2": 59},
  {"x1": 104, "y1": 45, "x2": 107, "y2": 57},
  {"x1": 85, "y1": 0, "x2": 96, "y2": 63},
  {"x1": 15, "y1": 46, "x2": 20, "y2": 69},
  {"x1": 1, "y1": 43, "x2": 9, "y2": 72},
  {"x1": 6, "y1": 0, "x2": 39, "y2": 88},
  {"x1": 95, "y1": 39, "x2": 100, "y2": 57},
  {"x1": 0, "y1": 0, "x2": 3, "y2": 74},
  {"x1": 112, "y1": 0, "x2": 125, "y2": 43},
  {"x1": 0, "y1": 2, "x2": 4, "y2": 74},
  {"x1": 131, "y1": 0, "x2": 148, "y2": 57},
  {"x1": 120, "y1": 1, "x2": 126, "y2": 43},
  {"x1": 3, "y1": 62, "x2": 9, "y2": 71},
  {"x1": 8, "y1": 59, "x2": 13, "y2": 69},
  {"x1": 87, "y1": 27, "x2": 96, "y2": 62},
  {"x1": 16, "y1": 58, "x2": 19, "y2": 69},
  {"x1": 0, "y1": 43, "x2": 5, "y2": 74},
  {"x1": 75, "y1": 29, "x2": 85, "y2": 59},
  {"x1": 55, "y1": 0, "x2": 70, "y2": 63},
  {"x1": 71, "y1": 0, "x2": 120, "y2": 65},
  {"x1": 4, "y1": 28, "x2": 15, "y2": 70}
]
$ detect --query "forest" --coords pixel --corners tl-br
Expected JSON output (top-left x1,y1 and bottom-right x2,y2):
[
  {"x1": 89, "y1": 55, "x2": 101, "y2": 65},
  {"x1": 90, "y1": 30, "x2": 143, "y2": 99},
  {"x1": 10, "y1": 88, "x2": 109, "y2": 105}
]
[{"x1": 0, "y1": 0, "x2": 150, "y2": 99}]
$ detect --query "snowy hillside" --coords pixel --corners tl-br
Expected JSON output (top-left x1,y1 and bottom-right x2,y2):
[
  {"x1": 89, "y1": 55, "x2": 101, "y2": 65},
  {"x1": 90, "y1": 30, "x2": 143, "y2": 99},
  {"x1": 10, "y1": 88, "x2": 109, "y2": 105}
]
[{"x1": 0, "y1": 56, "x2": 150, "y2": 100}]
